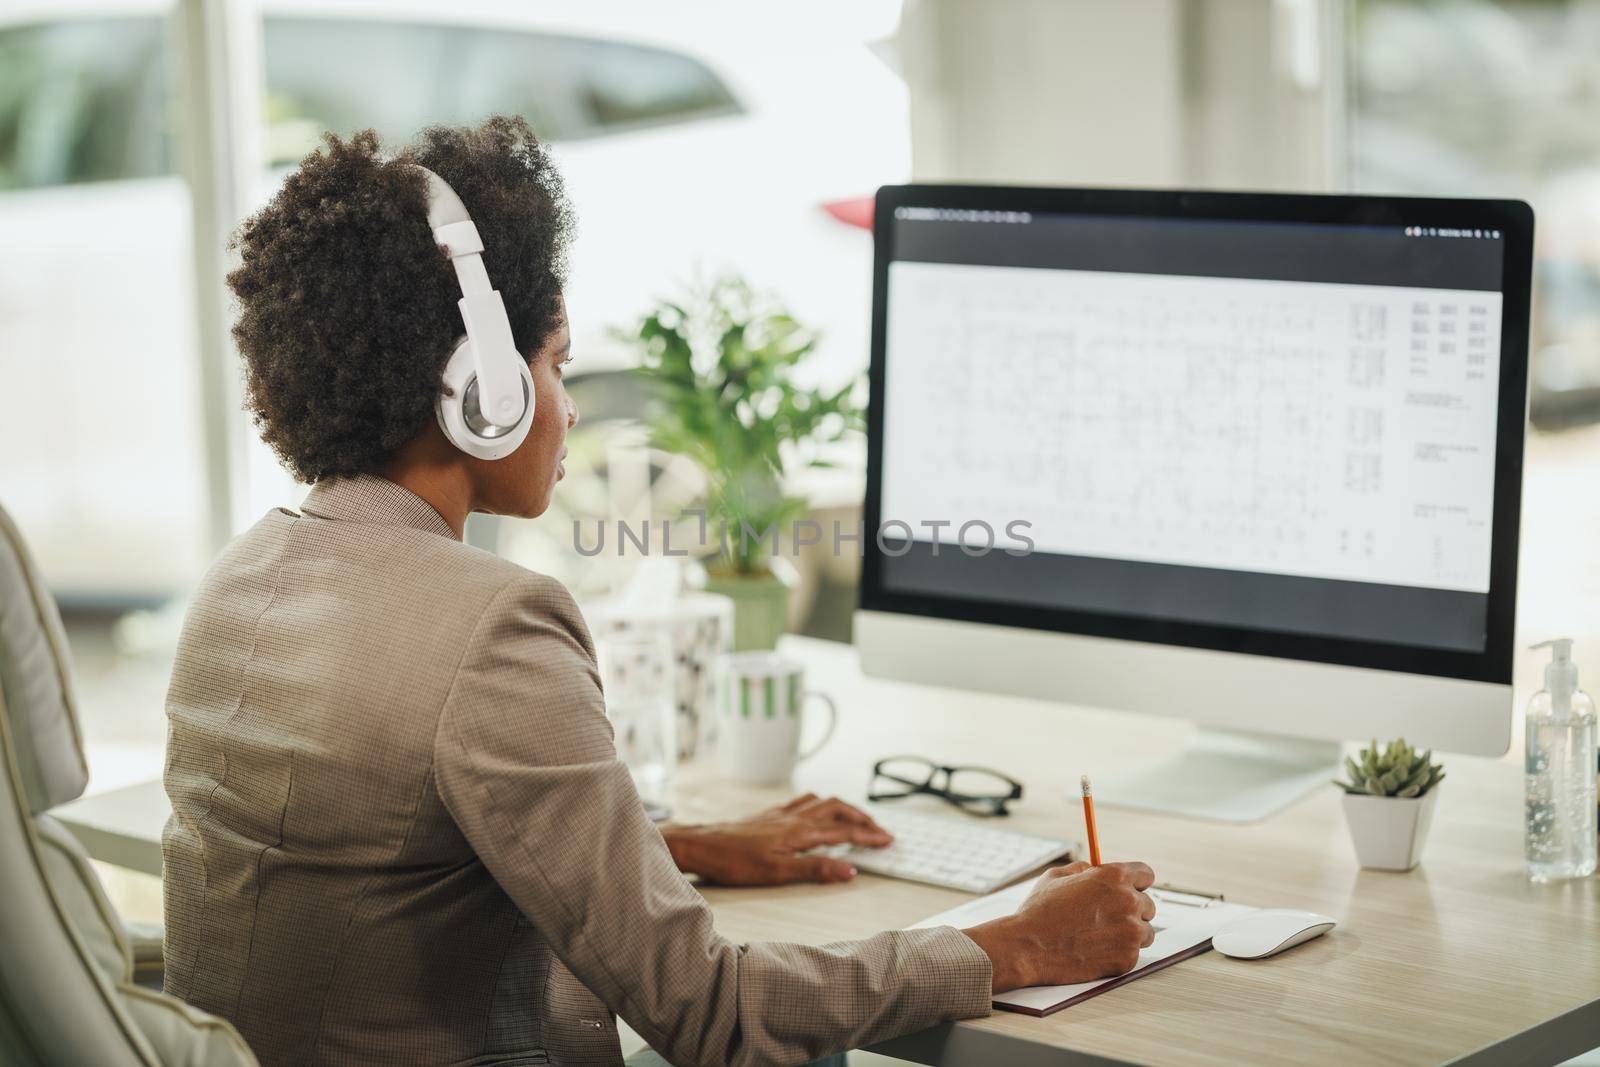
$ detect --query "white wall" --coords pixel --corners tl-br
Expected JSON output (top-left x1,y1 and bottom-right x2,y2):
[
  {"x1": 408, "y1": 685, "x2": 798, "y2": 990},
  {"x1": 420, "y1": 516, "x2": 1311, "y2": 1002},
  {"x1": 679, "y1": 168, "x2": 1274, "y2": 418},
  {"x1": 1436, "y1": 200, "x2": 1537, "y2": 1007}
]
[
  {"x1": 1182, "y1": 0, "x2": 1345, "y2": 191},
  {"x1": 899, "y1": 0, "x2": 1344, "y2": 191}
]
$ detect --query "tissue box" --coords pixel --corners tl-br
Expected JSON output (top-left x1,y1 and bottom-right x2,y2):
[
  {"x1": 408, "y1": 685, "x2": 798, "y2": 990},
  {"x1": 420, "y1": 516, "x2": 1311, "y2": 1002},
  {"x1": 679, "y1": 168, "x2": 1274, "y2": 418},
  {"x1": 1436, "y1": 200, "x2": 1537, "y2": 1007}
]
[{"x1": 582, "y1": 593, "x2": 735, "y2": 760}]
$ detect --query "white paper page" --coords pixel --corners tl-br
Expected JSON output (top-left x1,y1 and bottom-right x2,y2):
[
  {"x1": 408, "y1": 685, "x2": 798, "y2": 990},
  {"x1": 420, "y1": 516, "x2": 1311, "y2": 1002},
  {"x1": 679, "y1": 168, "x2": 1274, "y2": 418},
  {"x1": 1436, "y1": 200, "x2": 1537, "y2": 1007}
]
[
  {"x1": 909, "y1": 878, "x2": 1036, "y2": 929},
  {"x1": 912, "y1": 878, "x2": 1256, "y2": 1011}
]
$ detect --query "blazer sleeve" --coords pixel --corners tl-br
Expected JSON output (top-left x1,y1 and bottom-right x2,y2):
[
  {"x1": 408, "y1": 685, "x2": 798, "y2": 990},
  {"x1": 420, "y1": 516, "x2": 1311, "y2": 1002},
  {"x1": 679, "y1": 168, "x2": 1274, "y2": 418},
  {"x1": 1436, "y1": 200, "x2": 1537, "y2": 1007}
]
[{"x1": 432, "y1": 574, "x2": 992, "y2": 1067}]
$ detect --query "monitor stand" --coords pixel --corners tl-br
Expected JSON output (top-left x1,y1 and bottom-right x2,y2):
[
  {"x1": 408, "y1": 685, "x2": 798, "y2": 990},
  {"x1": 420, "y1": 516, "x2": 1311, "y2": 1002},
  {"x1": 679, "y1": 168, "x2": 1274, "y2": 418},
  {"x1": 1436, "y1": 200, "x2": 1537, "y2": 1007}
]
[{"x1": 1093, "y1": 730, "x2": 1341, "y2": 823}]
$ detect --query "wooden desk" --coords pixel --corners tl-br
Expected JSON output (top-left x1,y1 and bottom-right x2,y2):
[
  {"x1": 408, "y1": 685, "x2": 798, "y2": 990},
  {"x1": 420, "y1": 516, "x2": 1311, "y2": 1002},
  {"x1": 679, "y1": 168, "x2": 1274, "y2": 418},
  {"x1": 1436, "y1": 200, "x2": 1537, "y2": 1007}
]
[{"x1": 54, "y1": 636, "x2": 1600, "y2": 1066}]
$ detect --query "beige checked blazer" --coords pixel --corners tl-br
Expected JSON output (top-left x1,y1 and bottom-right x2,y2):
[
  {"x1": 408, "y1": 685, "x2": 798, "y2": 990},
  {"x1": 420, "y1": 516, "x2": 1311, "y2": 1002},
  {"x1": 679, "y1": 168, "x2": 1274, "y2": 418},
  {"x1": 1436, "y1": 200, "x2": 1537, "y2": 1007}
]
[{"x1": 161, "y1": 475, "x2": 991, "y2": 1067}]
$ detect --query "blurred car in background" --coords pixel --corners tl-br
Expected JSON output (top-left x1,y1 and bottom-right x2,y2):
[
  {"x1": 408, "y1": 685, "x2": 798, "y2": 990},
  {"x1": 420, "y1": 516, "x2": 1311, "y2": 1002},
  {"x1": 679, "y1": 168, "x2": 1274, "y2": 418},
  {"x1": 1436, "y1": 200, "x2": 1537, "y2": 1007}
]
[{"x1": 0, "y1": 0, "x2": 905, "y2": 603}]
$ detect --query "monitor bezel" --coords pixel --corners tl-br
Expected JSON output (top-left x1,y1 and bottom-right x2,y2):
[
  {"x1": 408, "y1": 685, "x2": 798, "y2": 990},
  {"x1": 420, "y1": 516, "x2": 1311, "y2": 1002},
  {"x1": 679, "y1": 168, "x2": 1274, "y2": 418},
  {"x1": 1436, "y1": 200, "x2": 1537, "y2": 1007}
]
[{"x1": 860, "y1": 184, "x2": 1533, "y2": 685}]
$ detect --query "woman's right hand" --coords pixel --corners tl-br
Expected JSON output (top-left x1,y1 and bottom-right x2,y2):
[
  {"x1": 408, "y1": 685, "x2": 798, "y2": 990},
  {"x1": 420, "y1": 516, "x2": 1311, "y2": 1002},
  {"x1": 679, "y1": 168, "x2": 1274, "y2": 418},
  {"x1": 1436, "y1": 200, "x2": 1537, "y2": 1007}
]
[{"x1": 961, "y1": 860, "x2": 1157, "y2": 992}]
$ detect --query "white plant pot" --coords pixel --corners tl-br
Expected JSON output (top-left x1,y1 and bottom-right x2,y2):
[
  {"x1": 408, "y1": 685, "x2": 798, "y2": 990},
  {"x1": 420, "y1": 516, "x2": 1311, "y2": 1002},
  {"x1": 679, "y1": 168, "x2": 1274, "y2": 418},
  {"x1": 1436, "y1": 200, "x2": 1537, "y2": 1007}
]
[{"x1": 1341, "y1": 787, "x2": 1441, "y2": 872}]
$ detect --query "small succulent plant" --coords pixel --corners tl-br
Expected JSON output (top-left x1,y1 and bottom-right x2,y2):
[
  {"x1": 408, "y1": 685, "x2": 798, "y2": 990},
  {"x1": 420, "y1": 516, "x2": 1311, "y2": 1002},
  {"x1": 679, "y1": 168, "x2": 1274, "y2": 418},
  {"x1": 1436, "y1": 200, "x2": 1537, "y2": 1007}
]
[{"x1": 1335, "y1": 738, "x2": 1445, "y2": 798}]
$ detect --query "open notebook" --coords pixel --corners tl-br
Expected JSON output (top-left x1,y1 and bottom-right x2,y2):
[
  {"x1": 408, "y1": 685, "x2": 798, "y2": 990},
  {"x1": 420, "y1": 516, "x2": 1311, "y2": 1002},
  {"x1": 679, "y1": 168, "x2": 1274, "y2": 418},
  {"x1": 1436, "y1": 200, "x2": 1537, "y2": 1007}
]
[{"x1": 912, "y1": 879, "x2": 1258, "y2": 1016}]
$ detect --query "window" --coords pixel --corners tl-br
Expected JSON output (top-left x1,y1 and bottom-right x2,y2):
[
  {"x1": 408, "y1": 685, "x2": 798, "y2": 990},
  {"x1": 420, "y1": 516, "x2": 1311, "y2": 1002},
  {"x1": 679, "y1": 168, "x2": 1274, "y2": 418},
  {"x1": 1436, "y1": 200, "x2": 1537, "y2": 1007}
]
[
  {"x1": 0, "y1": 18, "x2": 174, "y2": 190},
  {"x1": 262, "y1": 18, "x2": 741, "y2": 167},
  {"x1": 1348, "y1": 0, "x2": 1600, "y2": 428}
]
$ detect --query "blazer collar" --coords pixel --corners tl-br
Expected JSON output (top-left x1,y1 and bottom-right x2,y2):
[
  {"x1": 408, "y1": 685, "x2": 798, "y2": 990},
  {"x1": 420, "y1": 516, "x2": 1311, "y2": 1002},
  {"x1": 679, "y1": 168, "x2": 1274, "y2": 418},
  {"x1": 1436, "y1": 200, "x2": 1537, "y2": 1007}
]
[{"x1": 299, "y1": 475, "x2": 460, "y2": 542}]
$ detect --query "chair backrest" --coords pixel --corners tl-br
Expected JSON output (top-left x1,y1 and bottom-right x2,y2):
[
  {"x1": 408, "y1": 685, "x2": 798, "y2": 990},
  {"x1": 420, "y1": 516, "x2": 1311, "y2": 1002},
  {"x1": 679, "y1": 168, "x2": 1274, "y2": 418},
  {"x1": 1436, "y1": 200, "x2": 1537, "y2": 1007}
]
[
  {"x1": 0, "y1": 506, "x2": 87, "y2": 816},
  {"x1": 0, "y1": 503, "x2": 259, "y2": 1067}
]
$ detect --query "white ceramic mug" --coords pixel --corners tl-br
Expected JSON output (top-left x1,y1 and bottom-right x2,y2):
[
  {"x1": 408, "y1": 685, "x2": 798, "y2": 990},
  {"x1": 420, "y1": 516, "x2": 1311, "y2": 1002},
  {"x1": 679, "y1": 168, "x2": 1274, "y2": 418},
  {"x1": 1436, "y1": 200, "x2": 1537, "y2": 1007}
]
[{"x1": 716, "y1": 652, "x2": 837, "y2": 784}]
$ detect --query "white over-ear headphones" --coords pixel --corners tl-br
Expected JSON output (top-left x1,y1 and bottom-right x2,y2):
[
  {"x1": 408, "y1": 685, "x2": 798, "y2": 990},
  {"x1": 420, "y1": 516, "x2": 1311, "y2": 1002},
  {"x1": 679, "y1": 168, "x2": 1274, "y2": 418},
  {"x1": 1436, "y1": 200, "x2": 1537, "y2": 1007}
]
[{"x1": 414, "y1": 164, "x2": 534, "y2": 460}]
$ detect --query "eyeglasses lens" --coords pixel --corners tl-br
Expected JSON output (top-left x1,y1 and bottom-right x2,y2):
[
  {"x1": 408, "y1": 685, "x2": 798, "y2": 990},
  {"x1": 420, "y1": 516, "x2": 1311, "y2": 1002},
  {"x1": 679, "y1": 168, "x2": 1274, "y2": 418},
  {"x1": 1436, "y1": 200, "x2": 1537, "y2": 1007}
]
[{"x1": 873, "y1": 757, "x2": 936, "y2": 797}]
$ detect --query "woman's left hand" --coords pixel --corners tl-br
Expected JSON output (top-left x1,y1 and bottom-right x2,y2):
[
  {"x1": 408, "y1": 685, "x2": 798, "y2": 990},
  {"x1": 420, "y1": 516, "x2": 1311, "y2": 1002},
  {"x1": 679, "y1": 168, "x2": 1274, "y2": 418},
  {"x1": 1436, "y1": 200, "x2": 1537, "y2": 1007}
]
[{"x1": 662, "y1": 794, "x2": 893, "y2": 885}]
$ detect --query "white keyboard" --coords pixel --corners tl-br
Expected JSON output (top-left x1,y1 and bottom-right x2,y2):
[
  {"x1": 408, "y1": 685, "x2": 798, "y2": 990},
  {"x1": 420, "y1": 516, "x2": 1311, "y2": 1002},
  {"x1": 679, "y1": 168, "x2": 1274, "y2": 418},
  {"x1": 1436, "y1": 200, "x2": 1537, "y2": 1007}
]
[{"x1": 831, "y1": 808, "x2": 1075, "y2": 894}]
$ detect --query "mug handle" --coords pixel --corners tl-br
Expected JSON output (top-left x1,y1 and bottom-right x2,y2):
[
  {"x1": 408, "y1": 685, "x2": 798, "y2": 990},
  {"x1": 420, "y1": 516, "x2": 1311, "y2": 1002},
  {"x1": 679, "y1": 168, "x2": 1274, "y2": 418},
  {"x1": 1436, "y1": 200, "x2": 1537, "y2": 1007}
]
[{"x1": 796, "y1": 691, "x2": 838, "y2": 762}]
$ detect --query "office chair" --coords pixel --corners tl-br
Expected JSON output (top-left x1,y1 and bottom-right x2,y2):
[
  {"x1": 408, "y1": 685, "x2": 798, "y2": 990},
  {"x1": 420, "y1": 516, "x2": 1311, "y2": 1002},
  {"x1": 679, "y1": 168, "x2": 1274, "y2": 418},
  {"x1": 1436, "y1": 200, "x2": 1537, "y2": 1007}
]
[{"x1": 0, "y1": 501, "x2": 259, "y2": 1067}]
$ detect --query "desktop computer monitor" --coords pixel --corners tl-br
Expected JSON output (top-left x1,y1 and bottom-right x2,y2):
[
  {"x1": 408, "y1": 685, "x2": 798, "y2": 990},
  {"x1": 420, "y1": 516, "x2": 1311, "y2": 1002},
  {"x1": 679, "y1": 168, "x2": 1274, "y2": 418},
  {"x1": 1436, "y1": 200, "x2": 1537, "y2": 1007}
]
[{"x1": 856, "y1": 185, "x2": 1533, "y2": 822}]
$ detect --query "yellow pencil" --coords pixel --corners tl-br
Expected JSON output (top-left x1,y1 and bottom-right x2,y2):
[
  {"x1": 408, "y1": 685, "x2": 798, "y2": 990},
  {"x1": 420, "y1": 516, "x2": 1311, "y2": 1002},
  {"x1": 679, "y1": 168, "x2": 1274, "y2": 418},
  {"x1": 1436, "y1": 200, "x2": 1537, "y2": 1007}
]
[{"x1": 1080, "y1": 775, "x2": 1102, "y2": 866}]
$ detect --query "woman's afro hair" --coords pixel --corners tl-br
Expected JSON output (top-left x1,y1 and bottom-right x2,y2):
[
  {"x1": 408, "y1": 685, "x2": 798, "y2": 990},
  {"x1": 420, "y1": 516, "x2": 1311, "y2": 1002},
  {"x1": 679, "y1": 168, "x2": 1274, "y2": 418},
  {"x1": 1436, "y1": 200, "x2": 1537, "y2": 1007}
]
[{"x1": 227, "y1": 115, "x2": 574, "y2": 483}]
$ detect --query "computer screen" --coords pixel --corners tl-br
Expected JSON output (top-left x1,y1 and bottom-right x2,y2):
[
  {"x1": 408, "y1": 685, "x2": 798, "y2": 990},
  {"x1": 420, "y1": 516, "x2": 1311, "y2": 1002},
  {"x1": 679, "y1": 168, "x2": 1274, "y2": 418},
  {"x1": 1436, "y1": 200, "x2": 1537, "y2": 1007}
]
[{"x1": 863, "y1": 188, "x2": 1531, "y2": 683}]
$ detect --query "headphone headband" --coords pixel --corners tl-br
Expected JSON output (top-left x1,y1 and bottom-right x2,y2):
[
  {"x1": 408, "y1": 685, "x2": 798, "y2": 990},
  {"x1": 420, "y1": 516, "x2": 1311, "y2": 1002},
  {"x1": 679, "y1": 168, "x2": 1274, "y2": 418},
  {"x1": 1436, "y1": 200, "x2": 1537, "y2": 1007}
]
[{"x1": 412, "y1": 164, "x2": 533, "y2": 459}]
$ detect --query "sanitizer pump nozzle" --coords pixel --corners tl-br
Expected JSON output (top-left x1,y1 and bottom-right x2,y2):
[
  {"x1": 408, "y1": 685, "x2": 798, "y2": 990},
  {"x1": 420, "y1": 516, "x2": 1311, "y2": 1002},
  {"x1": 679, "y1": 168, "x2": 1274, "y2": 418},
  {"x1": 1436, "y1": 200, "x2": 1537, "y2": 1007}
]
[{"x1": 1533, "y1": 638, "x2": 1579, "y2": 714}]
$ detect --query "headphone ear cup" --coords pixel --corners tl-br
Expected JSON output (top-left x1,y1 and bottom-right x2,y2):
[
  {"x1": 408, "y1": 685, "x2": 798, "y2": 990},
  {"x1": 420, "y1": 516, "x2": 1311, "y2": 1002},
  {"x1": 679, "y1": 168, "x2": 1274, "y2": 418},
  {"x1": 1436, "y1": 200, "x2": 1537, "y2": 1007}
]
[{"x1": 435, "y1": 337, "x2": 534, "y2": 461}]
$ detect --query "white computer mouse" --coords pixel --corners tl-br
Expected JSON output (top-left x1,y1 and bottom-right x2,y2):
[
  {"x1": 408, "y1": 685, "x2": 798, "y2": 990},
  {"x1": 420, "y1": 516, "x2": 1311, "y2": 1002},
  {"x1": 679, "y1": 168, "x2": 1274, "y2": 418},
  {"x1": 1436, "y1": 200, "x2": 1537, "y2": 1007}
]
[{"x1": 1212, "y1": 909, "x2": 1337, "y2": 960}]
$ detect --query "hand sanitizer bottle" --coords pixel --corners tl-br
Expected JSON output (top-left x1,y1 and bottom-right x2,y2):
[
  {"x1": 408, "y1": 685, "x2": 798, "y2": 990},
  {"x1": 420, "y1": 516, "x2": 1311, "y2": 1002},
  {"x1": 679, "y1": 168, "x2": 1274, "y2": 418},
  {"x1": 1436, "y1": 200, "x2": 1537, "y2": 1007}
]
[{"x1": 1525, "y1": 638, "x2": 1597, "y2": 881}]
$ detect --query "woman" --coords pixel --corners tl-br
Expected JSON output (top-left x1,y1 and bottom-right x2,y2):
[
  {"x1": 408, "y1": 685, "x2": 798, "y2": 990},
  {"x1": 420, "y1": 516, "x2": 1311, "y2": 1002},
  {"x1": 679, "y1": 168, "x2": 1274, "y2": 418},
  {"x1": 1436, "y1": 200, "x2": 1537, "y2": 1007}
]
[{"x1": 161, "y1": 116, "x2": 1157, "y2": 1067}]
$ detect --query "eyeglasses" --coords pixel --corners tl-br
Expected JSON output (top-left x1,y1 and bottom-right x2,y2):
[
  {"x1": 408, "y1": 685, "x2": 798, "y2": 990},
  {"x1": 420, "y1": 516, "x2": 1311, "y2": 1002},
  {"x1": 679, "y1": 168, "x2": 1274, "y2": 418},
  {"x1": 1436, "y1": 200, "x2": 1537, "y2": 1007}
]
[{"x1": 868, "y1": 756, "x2": 1024, "y2": 817}]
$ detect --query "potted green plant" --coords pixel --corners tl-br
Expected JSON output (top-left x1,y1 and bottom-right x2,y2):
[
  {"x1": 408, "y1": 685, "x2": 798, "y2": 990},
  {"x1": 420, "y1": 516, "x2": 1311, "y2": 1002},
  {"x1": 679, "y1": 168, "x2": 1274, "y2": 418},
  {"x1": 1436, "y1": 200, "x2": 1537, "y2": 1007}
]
[
  {"x1": 1334, "y1": 738, "x2": 1446, "y2": 871},
  {"x1": 626, "y1": 277, "x2": 862, "y2": 651}
]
